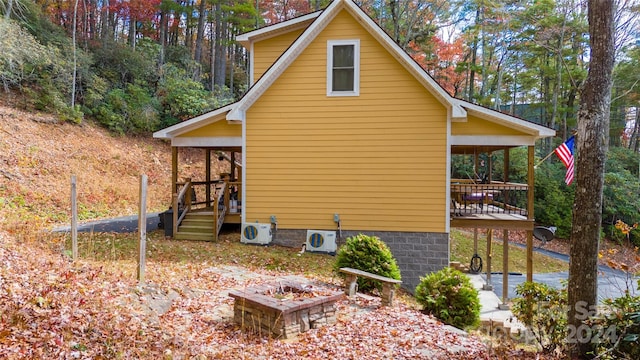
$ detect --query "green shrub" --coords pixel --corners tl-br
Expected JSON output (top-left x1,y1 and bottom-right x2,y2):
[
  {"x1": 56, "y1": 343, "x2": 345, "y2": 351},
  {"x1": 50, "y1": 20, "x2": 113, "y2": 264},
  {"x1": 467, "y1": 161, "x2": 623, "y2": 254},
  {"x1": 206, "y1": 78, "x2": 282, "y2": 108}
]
[
  {"x1": 589, "y1": 288, "x2": 640, "y2": 360},
  {"x1": 414, "y1": 267, "x2": 480, "y2": 329},
  {"x1": 511, "y1": 282, "x2": 567, "y2": 354},
  {"x1": 95, "y1": 84, "x2": 159, "y2": 134},
  {"x1": 333, "y1": 234, "x2": 401, "y2": 293}
]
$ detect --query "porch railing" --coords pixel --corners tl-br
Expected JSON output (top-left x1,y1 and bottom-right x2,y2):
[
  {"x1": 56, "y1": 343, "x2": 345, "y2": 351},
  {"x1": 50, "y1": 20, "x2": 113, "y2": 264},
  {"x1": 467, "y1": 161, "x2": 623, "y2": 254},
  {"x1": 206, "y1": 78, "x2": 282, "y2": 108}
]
[
  {"x1": 213, "y1": 182, "x2": 227, "y2": 241},
  {"x1": 170, "y1": 177, "x2": 241, "y2": 237},
  {"x1": 451, "y1": 180, "x2": 528, "y2": 216},
  {"x1": 172, "y1": 178, "x2": 193, "y2": 236}
]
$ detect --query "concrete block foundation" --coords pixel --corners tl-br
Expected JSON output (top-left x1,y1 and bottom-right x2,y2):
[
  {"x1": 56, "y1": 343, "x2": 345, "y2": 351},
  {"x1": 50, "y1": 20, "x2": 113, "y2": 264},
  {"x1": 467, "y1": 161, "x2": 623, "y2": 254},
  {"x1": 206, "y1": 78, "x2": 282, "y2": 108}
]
[{"x1": 271, "y1": 229, "x2": 449, "y2": 293}]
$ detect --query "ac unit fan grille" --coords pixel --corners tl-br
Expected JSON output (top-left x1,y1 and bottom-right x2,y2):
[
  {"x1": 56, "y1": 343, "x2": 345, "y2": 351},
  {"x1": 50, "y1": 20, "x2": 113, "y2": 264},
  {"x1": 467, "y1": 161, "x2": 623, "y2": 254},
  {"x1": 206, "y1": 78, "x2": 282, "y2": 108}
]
[
  {"x1": 308, "y1": 233, "x2": 325, "y2": 248},
  {"x1": 243, "y1": 225, "x2": 258, "y2": 241}
]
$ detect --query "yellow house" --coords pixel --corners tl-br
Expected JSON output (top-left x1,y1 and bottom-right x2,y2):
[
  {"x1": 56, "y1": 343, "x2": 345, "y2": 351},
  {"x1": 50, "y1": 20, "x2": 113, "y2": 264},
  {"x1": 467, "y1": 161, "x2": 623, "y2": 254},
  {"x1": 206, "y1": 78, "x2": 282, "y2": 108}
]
[{"x1": 153, "y1": 0, "x2": 555, "y2": 293}]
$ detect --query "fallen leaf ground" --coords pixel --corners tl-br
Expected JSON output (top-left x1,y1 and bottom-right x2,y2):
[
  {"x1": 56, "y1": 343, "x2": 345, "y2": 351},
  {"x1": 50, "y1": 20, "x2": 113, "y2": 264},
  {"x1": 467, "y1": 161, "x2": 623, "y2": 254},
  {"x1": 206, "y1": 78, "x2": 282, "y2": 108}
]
[{"x1": 2, "y1": 230, "x2": 551, "y2": 359}]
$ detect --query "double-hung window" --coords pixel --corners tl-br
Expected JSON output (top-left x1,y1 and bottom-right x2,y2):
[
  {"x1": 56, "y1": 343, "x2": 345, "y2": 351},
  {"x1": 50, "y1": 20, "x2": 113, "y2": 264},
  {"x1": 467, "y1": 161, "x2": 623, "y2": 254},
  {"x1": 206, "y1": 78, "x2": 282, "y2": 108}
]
[{"x1": 327, "y1": 40, "x2": 360, "y2": 96}]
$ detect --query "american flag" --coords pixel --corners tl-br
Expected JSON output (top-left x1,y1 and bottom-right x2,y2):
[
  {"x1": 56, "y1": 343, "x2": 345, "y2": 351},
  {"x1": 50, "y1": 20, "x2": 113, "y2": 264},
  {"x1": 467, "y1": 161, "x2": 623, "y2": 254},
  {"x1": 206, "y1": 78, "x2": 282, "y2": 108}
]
[{"x1": 554, "y1": 136, "x2": 575, "y2": 185}]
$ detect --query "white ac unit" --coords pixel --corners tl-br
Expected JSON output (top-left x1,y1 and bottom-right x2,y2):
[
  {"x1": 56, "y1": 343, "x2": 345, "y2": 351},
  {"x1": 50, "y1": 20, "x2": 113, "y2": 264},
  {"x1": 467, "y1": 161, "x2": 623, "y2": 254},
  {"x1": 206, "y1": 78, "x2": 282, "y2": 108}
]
[
  {"x1": 241, "y1": 223, "x2": 272, "y2": 245},
  {"x1": 306, "y1": 230, "x2": 337, "y2": 254}
]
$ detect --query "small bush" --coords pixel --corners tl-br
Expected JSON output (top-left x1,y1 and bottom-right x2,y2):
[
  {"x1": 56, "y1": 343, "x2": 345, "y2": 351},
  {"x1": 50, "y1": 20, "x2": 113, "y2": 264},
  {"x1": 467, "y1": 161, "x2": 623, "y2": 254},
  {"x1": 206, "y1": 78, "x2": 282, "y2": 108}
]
[
  {"x1": 589, "y1": 282, "x2": 640, "y2": 359},
  {"x1": 511, "y1": 282, "x2": 567, "y2": 354},
  {"x1": 414, "y1": 267, "x2": 480, "y2": 329},
  {"x1": 333, "y1": 234, "x2": 401, "y2": 293}
]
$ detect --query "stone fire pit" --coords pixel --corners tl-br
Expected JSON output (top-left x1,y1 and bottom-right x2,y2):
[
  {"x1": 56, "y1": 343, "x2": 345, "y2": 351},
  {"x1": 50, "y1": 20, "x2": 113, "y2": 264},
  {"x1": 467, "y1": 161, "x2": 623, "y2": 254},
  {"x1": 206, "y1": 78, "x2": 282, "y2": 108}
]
[{"x1": 228, "y1": 281, "x2": 343, "y2": 339}]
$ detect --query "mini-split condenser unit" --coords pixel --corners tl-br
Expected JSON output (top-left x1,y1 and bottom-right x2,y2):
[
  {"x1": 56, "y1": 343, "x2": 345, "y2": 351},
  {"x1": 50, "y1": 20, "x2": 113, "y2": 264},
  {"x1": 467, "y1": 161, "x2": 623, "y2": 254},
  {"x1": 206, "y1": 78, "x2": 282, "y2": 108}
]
[
  {"x1": 241, "y1": 223, "x2": 272, "y2": 245},
  {"x1": 305, "y1": 230, "x2": 337, "y2": 254}
]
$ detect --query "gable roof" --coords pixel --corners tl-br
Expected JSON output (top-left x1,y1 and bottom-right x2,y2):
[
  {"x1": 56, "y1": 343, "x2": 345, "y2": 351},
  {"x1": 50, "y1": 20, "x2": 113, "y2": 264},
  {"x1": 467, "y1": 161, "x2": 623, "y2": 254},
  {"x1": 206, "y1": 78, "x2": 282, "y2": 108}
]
[
  {"x1": 226, "y1": 0, "x2": 467, "y2": 122},
  {"x1": 155, "y1": 0, "x2": 554, "y2": 142}
]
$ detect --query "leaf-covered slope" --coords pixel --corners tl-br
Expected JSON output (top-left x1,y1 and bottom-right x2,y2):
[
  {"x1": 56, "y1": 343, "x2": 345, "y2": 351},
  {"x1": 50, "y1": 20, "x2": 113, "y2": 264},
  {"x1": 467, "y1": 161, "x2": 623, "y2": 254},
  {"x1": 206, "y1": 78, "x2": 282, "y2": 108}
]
[{"x1": 0, "y1": 105, "x2": 190, "y2": 232}]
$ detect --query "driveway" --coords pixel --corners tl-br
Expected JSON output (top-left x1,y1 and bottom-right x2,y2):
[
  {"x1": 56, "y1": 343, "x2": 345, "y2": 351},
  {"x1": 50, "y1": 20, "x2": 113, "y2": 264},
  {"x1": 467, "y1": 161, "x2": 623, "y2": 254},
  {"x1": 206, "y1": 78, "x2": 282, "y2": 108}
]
[
  {"x1": 51, "y1": 213, "x2": 161, "y2": 233},
  {"x1": 484, "y1": 264, "x2": 638, "y2": 302}
]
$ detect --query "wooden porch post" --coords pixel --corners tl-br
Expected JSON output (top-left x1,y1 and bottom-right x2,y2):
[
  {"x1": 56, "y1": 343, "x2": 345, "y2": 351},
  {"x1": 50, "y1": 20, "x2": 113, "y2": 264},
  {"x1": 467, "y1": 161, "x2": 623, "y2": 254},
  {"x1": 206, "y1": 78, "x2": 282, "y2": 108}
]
[
  {"x1": 488, "y1": 151, "x2": 493, "y2": 182},
  {"x1": 503, "y1": 147, "x2": 510, "y2": 183},
  {"x1": 502, "y1": 148, "x2": 510, "y2": 305},
  {"x1": 171, "y1": 147, "x2": 178, "y2": 195},
  {"x1": 526, "y1": 145, "x2": 535, "y2": 282},
  {"x1": 502, "y1": 229, "x2": 509, "y2": 306},
  {"x1": 206, "y1": 149, "x2": 211, "y2": 207},
  {"x1": 231, "y1": 152, "x2": 237, "y2": 181},
  {"x1": 483, "y1": 229, "x2": 493, "y2": 290},
  {"x1": 474, "y1": 150, "x2": 479, "y2": 180},
  {"x1": 504, "y1": 147, "x2": 511, "y2": 205}
]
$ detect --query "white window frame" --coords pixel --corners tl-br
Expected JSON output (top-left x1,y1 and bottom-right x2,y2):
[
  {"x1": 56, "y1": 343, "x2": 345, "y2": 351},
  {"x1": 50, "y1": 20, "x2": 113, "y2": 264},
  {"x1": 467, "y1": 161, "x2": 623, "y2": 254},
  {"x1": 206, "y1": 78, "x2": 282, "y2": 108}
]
[{"x1": 327, "y1": 39, "x2": 360, "y2": 97}]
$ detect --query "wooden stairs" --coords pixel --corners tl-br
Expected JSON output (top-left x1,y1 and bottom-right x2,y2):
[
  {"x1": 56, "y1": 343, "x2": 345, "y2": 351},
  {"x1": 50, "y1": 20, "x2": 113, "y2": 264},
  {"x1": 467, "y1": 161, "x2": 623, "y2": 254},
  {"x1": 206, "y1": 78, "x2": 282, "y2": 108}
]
[{"x1": 174, "y1": 211, "x2": 216, "y2": 241}]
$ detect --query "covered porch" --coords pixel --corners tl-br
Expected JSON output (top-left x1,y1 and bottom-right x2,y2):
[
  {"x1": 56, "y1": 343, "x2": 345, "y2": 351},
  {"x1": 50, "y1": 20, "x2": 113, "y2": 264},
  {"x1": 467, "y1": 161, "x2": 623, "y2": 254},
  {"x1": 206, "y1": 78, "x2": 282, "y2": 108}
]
[
  {"x1": 152, "y1": 104, "x2": 243, "y2": 241},
  {"x1": 167, "y1": 147, "x2": 243, "y2": 241},
  {"x1": 449, "y1": 143, "x2": 536, "y2": 306}
]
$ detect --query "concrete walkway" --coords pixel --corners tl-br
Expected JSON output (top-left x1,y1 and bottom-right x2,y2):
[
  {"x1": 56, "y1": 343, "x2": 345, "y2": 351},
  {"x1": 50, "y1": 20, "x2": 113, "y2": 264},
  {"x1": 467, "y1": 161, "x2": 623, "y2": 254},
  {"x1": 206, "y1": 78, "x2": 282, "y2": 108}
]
[{"x1": 468, "y1": 274, "x2": 524, "y2": 334}]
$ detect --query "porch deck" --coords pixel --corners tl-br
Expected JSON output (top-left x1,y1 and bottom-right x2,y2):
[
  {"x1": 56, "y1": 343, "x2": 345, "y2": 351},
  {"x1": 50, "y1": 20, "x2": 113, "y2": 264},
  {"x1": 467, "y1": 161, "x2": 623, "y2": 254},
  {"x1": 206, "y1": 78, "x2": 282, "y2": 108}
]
[
  {"x1": 450, "y1": 211, "x2": 534, "y2": 230},
  {"x1": 450, "y1": 180, "x2": 531, "y2": 229}
]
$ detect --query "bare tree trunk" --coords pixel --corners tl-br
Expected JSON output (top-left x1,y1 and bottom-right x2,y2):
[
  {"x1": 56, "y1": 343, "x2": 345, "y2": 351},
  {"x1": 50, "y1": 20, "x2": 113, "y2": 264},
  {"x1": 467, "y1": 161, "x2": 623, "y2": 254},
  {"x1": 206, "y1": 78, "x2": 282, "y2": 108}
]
[
  {"x1": 72, "y1": 0, "x2": 79, "y2": 108},
  {"x1": 194, "y1": 0, "x2": 207, "y2": 63},
  {"x1": 185, "y1": 0, "x2": 194, "y2": 50},
  {"x1": 494, "y1": 61, "x2": 503, "y2": 110},
  {"x1": 630, "y1": 107, "x2": 640, "y2": 151},
  {"x1": 5, "y1": 0, "x2": 12, "y2": 19},
  {"x1": 129, "y1": 15, "x2": 136, "y2": 50},
  {"x1": 468, "y1": 7, "x2": 481, "y2": 102},
  {"x1": 389, "y1": 0, "x2": 400, "y2": 44},
  {"x1": 100, "y1": 0, "x2": 110, "y2": 43},
  {"x1": 159, "y1": 9, "x2": 167, "y2": 67},
  {"x1": 567, "y1": 0, "x2": 615, "y2": 358},
  {"x1": 213, "y1": 0, "x2": 227, "y2": 88}
]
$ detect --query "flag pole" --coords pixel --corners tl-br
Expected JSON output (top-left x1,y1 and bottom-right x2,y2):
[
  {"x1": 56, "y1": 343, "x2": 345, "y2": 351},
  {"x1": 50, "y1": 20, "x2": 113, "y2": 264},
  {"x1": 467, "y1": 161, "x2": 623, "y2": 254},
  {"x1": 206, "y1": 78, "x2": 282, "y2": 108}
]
[
  {"x1": 534, "y1": 150, "x2": 556, "y2": 169},
  {"x1": 535, "y1": 133, "x2": 577, "y2": 169}
]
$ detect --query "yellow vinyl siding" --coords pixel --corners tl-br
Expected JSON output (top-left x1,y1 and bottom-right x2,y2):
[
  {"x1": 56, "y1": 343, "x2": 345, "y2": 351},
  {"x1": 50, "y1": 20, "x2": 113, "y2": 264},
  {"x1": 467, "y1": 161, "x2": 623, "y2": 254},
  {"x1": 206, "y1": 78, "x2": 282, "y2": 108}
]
[
  {"x1": 178, "y1": 119, "x2": 241, "y2": 138},
  {"x1": 245, "y1": 10, "x2": 447, "y2": 233},
  {"x1": 451, "y1": 115, "x2": 529, "y2": 136},
  {"x1": 253, "y1": 29, "x2": 305, "y2": 81}
]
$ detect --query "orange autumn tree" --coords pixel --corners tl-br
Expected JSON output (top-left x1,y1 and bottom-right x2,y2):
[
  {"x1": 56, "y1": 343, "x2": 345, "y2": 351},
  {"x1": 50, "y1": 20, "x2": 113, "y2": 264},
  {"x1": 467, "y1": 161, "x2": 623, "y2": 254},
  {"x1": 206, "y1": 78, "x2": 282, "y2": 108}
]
[{"x1": 409, "y1": 36, "x2": 467, "y2": 97}]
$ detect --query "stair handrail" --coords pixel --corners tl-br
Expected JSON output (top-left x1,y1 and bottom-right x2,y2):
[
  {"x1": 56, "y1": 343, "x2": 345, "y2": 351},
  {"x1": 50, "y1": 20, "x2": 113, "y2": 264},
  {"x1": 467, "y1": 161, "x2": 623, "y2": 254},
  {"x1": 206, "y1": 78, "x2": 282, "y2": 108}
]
[
  {"x1": 213, "y1": 182, "x2": 227, "y2": 241},
  {"x1": 172, "y1": 178, "x2": 192, "y2": 236}
]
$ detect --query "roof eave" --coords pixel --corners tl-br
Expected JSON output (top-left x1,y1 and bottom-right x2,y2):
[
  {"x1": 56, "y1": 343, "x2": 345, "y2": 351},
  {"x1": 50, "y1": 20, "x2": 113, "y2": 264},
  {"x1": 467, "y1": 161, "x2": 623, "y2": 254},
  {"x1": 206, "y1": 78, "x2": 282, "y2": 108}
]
[
  {"x1": 152, "y1": 103, "x2": 236, "y2": 139},
  {"x1": 458, "y1": 100, "x2": 556, "y2": 139}
]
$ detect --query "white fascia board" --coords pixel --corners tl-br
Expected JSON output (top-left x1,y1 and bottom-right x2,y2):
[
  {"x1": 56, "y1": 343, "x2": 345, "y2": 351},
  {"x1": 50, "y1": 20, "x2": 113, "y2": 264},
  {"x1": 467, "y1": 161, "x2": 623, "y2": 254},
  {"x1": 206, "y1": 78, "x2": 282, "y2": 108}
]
[
  {"x1": 171, "y1": 137, "x2": 242, "y2": 148},
  {"x1": 445, "y1": 108, "x2": 452, "y2": 234},
  {"x1": 451, "y1": 135, "x2": 540, "y2": 147},
  {"x1": 341, "y1": 0, "x2": 466, "y2": 120},
  {"x1": 153, "y1": 103, "x2": 236, "y2": 139},
  {"x1": 235, "y1": 12, "x2": 321, "y2": 48},
  {"x1": 458, "y1": 100, "x2": 556, "y2": 138},
  {"x1": 249, "y1": 42, "x2": 255, "y2": 86},
  {"x1": 227, "y1": 0, "x2": 344, "y2": 123},
  {"x1": 226, "y1": 108, "x2": 246, "y2": 122}
]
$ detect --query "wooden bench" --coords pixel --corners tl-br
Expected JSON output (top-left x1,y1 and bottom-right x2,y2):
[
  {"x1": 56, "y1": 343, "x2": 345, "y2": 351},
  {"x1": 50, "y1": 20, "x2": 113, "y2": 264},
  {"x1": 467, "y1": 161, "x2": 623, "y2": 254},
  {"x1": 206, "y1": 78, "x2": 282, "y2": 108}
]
[{"x1": 339, "y1": 267, "x2": 402, "y2": 306}]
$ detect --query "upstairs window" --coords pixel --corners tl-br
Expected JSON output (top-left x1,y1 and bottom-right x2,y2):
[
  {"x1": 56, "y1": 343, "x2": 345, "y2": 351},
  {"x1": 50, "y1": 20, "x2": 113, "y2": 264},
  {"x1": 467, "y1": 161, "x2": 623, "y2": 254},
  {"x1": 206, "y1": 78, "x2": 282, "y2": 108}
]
[{"x1": 327, "y1": 40, "x2": 360, "y2": 96}]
